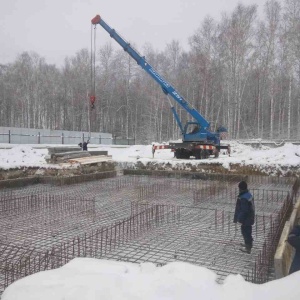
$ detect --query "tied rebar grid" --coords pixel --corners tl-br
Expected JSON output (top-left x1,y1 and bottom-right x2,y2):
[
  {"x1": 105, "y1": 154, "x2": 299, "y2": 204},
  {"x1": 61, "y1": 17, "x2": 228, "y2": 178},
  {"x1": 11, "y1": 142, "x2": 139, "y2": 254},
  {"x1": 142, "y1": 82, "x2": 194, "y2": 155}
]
[
  {"x1": 0, "y1": 174, "x2": 297, "y2": 292},
  {"x1": 2, "y1": 203, "x2": 174, "y2": 290},
  {"x1": 0, "y1": 175, "x2": 156, "y2": 291},
  {"x1": 106, "y1": 189, "x2": 293, "y2": 283}
]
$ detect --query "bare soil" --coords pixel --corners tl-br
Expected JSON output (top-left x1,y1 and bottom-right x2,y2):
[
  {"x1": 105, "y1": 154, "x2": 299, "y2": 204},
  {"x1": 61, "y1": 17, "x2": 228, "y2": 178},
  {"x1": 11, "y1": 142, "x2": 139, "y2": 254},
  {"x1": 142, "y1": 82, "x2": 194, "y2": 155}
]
[
  {"x1": 0, "y1": 162, "x2": 116, "y2": 181},
  {"x1": 133, "y1": 161, "x2": 300, "y2": 177},
  {"x1": 0, "y1": 160, "x2": 299, "y2": 182}
]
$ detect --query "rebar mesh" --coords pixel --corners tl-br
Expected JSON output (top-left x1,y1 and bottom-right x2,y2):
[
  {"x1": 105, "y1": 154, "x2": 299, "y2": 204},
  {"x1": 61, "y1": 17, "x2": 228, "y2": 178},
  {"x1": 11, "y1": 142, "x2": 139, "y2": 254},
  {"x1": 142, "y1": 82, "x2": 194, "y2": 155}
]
[{"x1": 0, "y1": 173, "x2": 298, "y2": 292}]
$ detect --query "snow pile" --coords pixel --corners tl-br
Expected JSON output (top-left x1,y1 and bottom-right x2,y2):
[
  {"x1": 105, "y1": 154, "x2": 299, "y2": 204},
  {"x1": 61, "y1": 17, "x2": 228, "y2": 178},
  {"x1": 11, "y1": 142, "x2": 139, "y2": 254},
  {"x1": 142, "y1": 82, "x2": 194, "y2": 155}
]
[
  {"x1": 2, "y1": 258, "x2": 300, "y2": 300},
  {"x1": 220, "y1": 142, "x2": 300, "y2": 175},
  {"x1": 227, "y1": 141, "x2": 300, "y2": 167},
  {"x1": 96, "y1": 141, "x2": 300, "y2": 175},
  {"x1": 0, "y1": 145, "x2": 48, "y2": 170},
  {"x1": 0, "y1": 142, "x2": 300, "y2": 175}
]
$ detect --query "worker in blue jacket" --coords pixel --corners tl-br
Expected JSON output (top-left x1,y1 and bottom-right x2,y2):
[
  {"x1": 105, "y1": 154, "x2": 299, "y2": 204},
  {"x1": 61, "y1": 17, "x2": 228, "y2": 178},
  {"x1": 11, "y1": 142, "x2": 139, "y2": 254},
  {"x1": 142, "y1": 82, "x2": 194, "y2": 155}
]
[
  {"x1": 234, "y1": 181, "x2": 255, "y2": 254},
  {"x1": 287, "y1": 225, "x2": 300, "y2": 274}
]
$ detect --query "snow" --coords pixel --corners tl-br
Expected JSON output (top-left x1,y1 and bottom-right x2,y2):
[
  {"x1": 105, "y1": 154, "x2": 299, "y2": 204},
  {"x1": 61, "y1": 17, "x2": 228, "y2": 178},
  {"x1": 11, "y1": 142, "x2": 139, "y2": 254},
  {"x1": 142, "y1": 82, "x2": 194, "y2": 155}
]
[
  {"x1": 2, "y1": 258, "x2": 300, "y2": 300},
  {"x1": 105, "y1": 141, "x2": 300, "y2": 176},
  {"x1": 1, "y1": 141, "x2": 300, "y2": 175},
  {"x1": 1, "y1": 140, "x2": 300, "y2": 299},
  {"x1": 0, "y1": 145, "x2": 48, "y2": 170}
]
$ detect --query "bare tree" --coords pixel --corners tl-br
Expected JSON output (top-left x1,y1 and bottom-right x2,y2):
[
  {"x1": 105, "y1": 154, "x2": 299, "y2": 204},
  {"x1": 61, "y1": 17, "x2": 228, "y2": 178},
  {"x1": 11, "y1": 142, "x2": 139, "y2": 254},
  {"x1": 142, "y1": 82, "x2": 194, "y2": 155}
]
[
  {"x1": 218, "y1": 4, "x2": 257, "y2": 138},
  {"x1": 283, "y1": 0, "x2": 300, "y2": 138},
  {"x1": 263, "y1": 0, "x2": 281, "y2": 138}
]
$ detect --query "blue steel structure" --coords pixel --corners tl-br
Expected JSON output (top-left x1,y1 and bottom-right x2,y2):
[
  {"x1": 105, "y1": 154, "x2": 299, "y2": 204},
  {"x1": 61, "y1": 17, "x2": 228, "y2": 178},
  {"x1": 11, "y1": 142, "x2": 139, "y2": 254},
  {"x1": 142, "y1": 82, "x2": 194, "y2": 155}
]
[{"x1": 91, "y1": 15, "x2": 229, "y2": 159}]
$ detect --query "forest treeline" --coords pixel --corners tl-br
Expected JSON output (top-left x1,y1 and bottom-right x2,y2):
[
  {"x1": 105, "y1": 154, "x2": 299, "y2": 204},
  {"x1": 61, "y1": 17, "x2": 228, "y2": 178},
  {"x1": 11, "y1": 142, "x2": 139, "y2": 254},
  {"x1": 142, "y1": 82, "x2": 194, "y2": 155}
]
[{"x1": 1, "y1": 0, "x2": 300, "y2": 144}]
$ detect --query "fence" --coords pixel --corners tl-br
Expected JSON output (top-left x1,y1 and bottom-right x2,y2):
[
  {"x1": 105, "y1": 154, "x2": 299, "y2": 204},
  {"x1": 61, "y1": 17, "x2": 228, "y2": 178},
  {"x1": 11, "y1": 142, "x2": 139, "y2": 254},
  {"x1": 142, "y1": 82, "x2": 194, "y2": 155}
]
[
  {"x1": 0, "y1": 127, "x2": 136, "y2": 146},
  {"x1": 113, "y1": 136, "x2": 135, "y2": 145}
]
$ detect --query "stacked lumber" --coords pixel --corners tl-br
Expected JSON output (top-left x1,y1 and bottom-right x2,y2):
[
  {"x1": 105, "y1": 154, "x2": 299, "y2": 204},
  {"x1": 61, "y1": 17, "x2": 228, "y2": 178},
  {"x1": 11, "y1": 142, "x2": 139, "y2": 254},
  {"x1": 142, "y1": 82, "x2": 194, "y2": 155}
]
[
  {"x1": 68, "y1": 155, "x2": 112, "y2": 165},
  {"x1": 46, "y1": 147, "x2": 109, "y2": 163}
]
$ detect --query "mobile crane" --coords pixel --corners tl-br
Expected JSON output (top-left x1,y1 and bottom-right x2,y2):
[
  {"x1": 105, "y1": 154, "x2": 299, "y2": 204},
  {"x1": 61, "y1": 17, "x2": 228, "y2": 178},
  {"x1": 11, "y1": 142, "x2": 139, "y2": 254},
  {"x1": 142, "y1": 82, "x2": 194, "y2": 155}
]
[{"x1": 91, "y1": 15, "x2": 230, "y2": 159}]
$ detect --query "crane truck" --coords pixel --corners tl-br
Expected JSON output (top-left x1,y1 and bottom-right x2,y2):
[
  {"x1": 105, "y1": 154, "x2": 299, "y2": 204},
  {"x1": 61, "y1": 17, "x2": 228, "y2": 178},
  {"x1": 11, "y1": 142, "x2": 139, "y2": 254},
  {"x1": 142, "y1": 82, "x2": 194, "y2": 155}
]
[{"x1": 91, "y1": 15, "x2": 230, "y2": 159}]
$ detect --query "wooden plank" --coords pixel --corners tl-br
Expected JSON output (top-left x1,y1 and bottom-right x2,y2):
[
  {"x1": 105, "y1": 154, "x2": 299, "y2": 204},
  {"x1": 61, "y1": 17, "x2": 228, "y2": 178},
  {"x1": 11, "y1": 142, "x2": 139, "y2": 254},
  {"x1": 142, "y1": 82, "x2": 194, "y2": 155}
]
[
  {"x1": 54, "y1": 151, "x2": 90, "y2": 158},
  {"x1": 89, "y1": 151, "x2": 108, "y2": 156},
  {"x1": 274, "y1": 197, "x2": 300, "y2": 279},
  {"x1": 68, "y1": 155, "x2": 112, "y2": 165},
  {"x1": 48, "y1": 147, "x2": 81, "y2": 154},
  {"x1": 274, "y1": 221, "x2": 294, "y2": 279}
]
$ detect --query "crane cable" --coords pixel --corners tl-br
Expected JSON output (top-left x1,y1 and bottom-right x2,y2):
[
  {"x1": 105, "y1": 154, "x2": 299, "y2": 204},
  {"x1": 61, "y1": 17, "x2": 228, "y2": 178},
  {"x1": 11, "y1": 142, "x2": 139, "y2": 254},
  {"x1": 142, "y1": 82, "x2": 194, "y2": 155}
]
[
  {"x1": 88, "y1": 24, "x2": 97, "y2": 142},
  {"x1": 90, "y1": 23, "x2": 96, "y2": 108}
]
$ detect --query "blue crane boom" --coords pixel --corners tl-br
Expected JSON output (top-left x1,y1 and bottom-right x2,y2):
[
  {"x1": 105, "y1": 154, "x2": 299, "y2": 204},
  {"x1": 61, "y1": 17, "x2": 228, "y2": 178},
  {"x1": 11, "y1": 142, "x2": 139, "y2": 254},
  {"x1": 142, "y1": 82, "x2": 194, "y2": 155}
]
[
  {"x1": 91, "y1": 14, "x2": 229, "y2": 159},
  {"x1": 91, "y1": 15, "x2": 209, "y2": 132}
]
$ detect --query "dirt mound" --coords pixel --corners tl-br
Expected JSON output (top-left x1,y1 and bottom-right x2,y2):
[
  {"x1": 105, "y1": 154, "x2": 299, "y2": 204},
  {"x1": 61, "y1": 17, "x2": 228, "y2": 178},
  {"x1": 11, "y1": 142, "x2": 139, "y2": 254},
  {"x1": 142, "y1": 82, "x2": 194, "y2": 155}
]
[
  {"x1": 0, "y1": 160, "x2": 299, "y2": 182},
  {"x1": 0, "y1": 162, "x2": 116, "y2": 181},
  {"x1": 130, "y1": 161, "x2": 300, "y2": 177}
]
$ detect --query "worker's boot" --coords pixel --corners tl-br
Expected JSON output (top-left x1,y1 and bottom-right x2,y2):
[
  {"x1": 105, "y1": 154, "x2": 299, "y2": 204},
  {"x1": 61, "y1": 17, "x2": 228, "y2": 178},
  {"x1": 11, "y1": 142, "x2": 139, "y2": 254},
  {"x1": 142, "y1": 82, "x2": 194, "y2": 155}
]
[{"x1": 239, "y1": 245, "x2": 251, "y2": 254}]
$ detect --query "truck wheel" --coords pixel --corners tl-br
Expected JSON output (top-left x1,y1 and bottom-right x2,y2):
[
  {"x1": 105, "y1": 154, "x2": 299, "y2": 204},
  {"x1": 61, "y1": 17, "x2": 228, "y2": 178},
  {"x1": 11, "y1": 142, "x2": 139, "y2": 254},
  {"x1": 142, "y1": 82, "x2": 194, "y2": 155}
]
[
  {"x1": 175, "y1": 149, "x2": 182, "y2": 159},
  {"x1": 200, "y1": 150, "x2": 205, "y2": 159},
  {"x1": 204, "y1": 150, "x2": 210, "y2": 159},
  {"x1": 201, "y1": 150, "x2": 209, "y2": 159},
  {"x1": 195, "y1": 149, "x2": 201, "y2": 159},
  {"x1": 183, "y1": 152, "x2": 191, "y2": 159},
  {"x1": 175, "y1": 149, "x2": 190, "y2": 159}
]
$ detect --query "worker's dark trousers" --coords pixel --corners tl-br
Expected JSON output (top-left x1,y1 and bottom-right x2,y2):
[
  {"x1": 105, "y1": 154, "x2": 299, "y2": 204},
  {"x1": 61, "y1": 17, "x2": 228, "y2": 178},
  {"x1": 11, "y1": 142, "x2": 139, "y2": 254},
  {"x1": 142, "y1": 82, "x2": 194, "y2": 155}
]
[{"x1": 241, "y1": 225, "x2": 253, "y2": 249}]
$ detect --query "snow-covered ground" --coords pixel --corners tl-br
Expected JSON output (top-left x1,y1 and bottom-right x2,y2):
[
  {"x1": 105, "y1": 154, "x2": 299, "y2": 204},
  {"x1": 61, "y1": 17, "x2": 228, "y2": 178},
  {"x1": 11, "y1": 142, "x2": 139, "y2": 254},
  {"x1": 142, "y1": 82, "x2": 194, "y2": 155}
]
[
  {"x1": 1, "y1": 141, "x2": 300, "y2": 299},
  {"x1": 1, "y1": 141, "x2": 300, "y2": 175}
]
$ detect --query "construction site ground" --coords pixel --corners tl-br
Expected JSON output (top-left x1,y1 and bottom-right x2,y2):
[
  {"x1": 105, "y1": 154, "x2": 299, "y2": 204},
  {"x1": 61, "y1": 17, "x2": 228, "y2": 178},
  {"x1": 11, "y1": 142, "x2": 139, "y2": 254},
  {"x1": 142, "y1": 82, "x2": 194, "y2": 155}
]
[
  {"x1": 0, "y1": 167, "x2": 298, "y2": 294},
  {"x1": 0, "y1": 143, "x2": 300, "y2": 295}
]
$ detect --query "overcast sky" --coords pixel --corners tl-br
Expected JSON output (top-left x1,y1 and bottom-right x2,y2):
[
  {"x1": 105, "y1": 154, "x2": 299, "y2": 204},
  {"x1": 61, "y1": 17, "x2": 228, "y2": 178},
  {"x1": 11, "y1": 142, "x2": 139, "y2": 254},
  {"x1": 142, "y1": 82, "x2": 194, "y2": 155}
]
[{"x1": 0, "y1": 0, "x2": 282, "y2": 67}]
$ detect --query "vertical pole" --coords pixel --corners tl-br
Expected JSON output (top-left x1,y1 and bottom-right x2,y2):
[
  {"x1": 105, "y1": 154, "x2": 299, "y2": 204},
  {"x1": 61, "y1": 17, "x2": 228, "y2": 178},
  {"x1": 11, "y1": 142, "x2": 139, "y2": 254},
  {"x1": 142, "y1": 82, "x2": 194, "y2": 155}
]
[
  {"x1": 215, "y1": 209, "x2": 217, "y2": 230},
  {"x1": 38, "y1": 132, "x2": 40, "y2": 144},
  {"x1": 62, "y1": 132, "x2": 64, "y2": 145},
  {"x1": 81, "y1": 133, "x2": 85, "y2": 151},
  {"x1": 8, "y1": 130, "x2": 11, "y2": 144}
]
